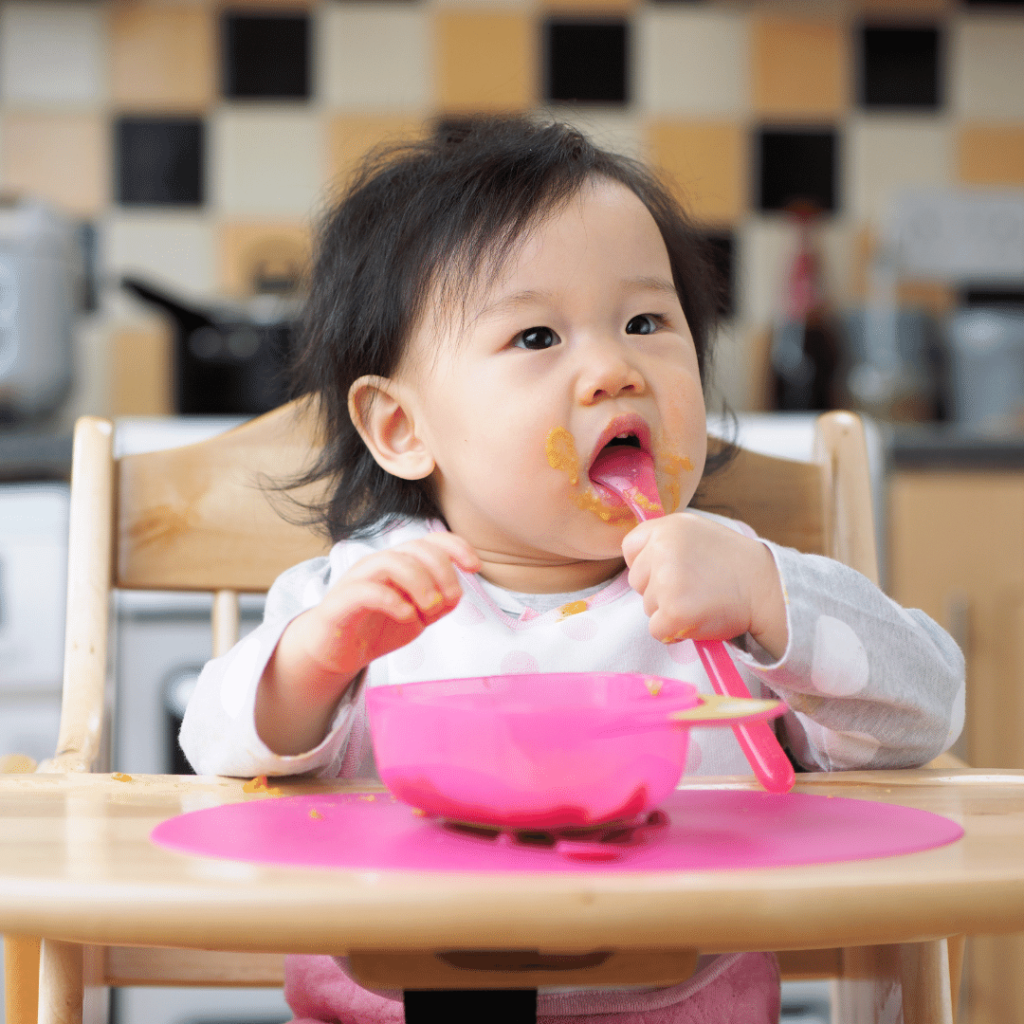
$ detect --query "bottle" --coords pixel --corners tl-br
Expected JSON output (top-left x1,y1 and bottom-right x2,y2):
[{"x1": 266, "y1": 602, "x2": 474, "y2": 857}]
[{"x1": 770, "y1": 204, "x2": 841, "y2": 411}]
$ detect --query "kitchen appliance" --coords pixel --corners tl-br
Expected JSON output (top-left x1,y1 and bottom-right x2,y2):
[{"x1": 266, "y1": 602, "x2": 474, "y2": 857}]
[
  {"x1": 943, "y1": 307, "x2": 1024, "y2": 429},
  {"x1": 121, "y1": 277, "x2": 298, "y2": 416},
  {"x1": 0, "y1": 198, "x2": 78, "y2": 421},
  {"x1": 0, "y1": 481, "x2": 68, "y2": 759}
]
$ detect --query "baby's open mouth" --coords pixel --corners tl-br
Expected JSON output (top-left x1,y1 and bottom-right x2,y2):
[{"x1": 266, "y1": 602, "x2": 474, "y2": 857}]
[{"x1": 589, "y1": 432, "x2": 649, "y2": 505}]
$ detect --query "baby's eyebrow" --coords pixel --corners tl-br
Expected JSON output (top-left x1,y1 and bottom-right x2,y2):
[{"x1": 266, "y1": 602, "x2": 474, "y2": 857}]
[
  {"x1": 473, "y1": 289, "x2": 549, "y2": 322},
  {"x1": 473, "y1": 277, "x2": 677, "y2": 323},
  {"x1": 631, "y1": 276, "x2": 678, "y2": 298}
]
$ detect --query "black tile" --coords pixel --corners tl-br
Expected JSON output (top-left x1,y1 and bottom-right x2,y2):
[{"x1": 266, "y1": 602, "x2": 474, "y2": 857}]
[
  {"x1": 701, "y1": 231, "x2": 735, "y2": 318},
  {"x1": 116, "y1": 117, "x2": 204, "y2": 206},
  {"x1": 859, "y1": 25, "x2": 942, "y2": 109},
  {"x1": 756, "y1": 128, "x2": 838, "y2": 215},
  {"x1": 544, "y1": 19, "x2": 629, "y2": 104},
  {"x1": 222, "y1": 12, "x2": 310, "y2": 99}
]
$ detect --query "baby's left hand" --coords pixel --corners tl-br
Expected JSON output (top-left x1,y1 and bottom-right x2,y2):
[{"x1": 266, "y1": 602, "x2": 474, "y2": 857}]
[{"x1": 621, "y1": 512, "x2": 789, "y2": 660}]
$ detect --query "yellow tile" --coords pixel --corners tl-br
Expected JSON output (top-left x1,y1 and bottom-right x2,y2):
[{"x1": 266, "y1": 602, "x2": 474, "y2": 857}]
[
  {"x1": 110, "y1": 6, "x2": 216, "y2": 112},
  {"x1": 110, "y1": 323, "x2": 174, "y2": 417},
  {"x1": 218, "y1": 221, "x2": 313, "y2": 297},
  {"x1": 752, "y1": 17, "x2": 847, "y2": 119},
  {"x1": 646, "y1": 120, "x2": 746, "y2": 226},
  {"x1": 856, "y1": 0, "x2": 950, "y2": 11},
  {"x1": 327, "y1": 115, "x2": 428, "y2": 193},
  {"x1": 1, "y1": 112, "x2": 107, "y2": 216},
  {"x1": 957, "y1": 124, "x2": 1024, "y2": 186},
  {"x1": 435, "y1": 12, "x2": 536, "y2": 114}
]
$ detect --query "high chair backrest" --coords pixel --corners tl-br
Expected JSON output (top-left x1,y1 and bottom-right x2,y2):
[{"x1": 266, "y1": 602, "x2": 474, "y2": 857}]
[
  {"x1": 49, "y1": 401, "x2": 878, "y2": 775},
  {"x1": 7, "y1": 403, "x2": 896, "y2": 1024}
]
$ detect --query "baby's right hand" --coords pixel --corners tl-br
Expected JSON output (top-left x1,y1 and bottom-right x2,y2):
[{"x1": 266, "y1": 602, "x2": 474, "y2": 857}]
[
  {"x1": 255, "y1": 533, "x2": 480, "y2": 755},
  {"x1": 297, "y1": 532, "x2": 481, "y2": 684}
]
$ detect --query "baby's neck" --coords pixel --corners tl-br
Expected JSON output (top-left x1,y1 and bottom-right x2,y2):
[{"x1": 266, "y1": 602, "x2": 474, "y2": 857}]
[{"x1": 475, "y1": 554, "x2": 625, "y2": 595}]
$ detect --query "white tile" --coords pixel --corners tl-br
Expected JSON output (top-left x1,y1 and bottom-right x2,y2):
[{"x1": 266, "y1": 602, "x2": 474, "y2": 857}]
[
  {"x1": 319, "y1": 4, "x2": 431, "y2": 111},
  {"x1": 738, "y1": 215, "x2": 856, "y2": 328},
  {"x1": 542, "y1": 107, "x2": 645, "y2": 160},
  {"x1": 848, "y1": 117, "x2": 953, "y2": 226},
  {"x1": 210, "y1": 108, "x2": 325, "y2": 217},
  {"x1": 636, "y1": 8, "x2": 748, "y2": 116},
  {"x1": 102, "y1": 213, "x2": 216, "y2": 304},
  {"x1": 0, "y1": 2, "x2": 106, "y2": 105},
  {"x1": 950, "y1": 16, "x2": 1024, "y2": 119}
]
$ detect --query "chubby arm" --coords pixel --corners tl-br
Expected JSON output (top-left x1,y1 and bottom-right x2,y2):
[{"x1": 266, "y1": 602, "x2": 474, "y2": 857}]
[
  {"x1": 622, "y1": 511, "x2": 789, "y2": 656},
  {"x1": 621, "y1": 511, "x2": 965, "y2": 770},
  {"x1": 255, "y1": 532, "x2": 480, "y2": 755}
]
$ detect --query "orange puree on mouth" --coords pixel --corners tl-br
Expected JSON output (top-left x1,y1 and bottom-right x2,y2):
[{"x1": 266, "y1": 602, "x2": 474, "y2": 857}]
[{"x1": 545, "y1": 426, "x2": 579, "y2": 485}]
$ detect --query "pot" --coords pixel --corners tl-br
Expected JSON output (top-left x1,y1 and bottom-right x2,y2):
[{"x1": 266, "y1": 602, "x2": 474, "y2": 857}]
[
  {"x1": 366, "y1": 673, "x2": 759, "y2": 830},
  {"x1": 121, "y1": 276, "x2": 298, "y2": 415}
]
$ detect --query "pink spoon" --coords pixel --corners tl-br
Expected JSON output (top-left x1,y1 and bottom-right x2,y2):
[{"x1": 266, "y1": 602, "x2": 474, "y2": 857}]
[{"x1": 589, "y1": 445, "x2": 795, "y2": 794}]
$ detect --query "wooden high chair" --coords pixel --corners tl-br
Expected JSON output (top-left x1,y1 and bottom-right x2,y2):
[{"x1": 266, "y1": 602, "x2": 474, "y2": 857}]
[{"x1": 3, "y1": 402, "x2": 963, "y2": 1024}]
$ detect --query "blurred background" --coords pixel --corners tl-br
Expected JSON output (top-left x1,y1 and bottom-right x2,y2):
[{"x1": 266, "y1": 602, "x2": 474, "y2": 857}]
[
  {"x1": 0, "y1": 0, "x2": 1022, "y2": 428},
  {"x1": 2, "y1": 2, "x2": 1024, "y2": 1023}
]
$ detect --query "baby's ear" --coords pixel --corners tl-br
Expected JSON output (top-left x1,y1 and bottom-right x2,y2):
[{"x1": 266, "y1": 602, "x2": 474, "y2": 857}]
[{"x1": 348, "y1": 375, "x2": 435, "y2": 480}]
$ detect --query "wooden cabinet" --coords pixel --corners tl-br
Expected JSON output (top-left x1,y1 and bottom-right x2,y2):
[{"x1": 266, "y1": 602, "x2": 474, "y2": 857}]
[{"x1": 889, "y1": 467, "x2": 1024, "y2": 1024}]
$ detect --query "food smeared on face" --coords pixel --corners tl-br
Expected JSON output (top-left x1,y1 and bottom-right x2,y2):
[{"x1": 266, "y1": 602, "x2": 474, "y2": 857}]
[
  {"x1": 545, "y1": 426, "x2": 579, "y2": 486},
  {"x1": 546, "y1": 425, "x2": 640, "y2": 524},
  {"x1": 656, "y1": 452, "x2": 695, "y2": 514}
]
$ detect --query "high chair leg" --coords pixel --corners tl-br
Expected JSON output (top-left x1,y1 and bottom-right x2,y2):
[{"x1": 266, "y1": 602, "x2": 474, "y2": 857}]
[
  {"x1": 833, "y1": 940, "x2": 953, "y2": 1024},
  {"x1": 38, "y1": 939, "x2": 83, "y2": 1024},
  {"x1": 3, "y1": 935, "x2": 40, "y2": 1024}
]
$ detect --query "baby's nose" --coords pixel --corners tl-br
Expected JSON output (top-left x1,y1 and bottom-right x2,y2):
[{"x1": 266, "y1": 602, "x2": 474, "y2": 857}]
[{"x1": 576, "y1": 339, "x2": 646, "y2": 404}]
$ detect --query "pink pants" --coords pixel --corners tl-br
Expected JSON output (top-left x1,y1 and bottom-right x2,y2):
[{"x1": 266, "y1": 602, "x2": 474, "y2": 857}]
[{"x1": 284, "y1": 951, "x2": 780, "y2": 1024}]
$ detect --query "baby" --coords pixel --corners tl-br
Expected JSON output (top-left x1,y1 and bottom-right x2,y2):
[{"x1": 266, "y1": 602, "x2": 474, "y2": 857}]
[{"x1": 182, "y1": 115, "x2": 965, "y2": 1024}]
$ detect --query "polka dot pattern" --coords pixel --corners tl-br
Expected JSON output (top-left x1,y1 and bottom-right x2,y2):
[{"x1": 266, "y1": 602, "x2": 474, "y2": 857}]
[
  {"x1": 666, "y1": 639, "x2": 699, "y2": 665},
  {"x1": 500, "y1": 651, "x2": 539, "y2": 675},
  {"x1": 826, "y1": 729, "x2": 881, "y2": 769},
  {"x1": 811, "y1": 616, "x2": 869, "y2": 697},
  {"x1": 561, "y1": 615, "x2": 598, "y2": 641}
]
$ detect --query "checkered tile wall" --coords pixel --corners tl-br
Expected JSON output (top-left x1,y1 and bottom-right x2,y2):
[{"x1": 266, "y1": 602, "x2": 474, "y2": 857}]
[{"x1": 2, "y1": 0, "x2": 1023, "y2": 409}]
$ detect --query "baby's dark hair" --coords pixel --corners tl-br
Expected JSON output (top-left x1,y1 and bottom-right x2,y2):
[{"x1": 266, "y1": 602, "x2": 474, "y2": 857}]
[{"x1": 289, "y1": 114, "x2": 726, "y2": 541}]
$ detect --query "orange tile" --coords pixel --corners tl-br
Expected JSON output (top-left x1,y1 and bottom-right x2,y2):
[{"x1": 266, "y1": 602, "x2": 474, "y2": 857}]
[
  {"x1": 957, "y1": 124, "x2": 1024, "y2": 186},
  {"x1": 1, "y1": 112, "x2": 107, "y2": 216},
  {"x1": 435, "y1": 12, "x2": 536, "y2": 115},
  {"x1": 752, "y1": 17, "x2": 847, "y2": 119},
  {"x1": 646, "y1": 120, "x2": 746, "y2": 226},
  {"x1": 110, "y1": 5, "x2": 216, "y2": 112},
  {"x1": 218, "y1": 221, "x2": 313, "y2": 297},
  {"x1": 327, "y1": 115, "x2": 428, "y2": 193},
  {"x1": 545, "y1": 0, "x2": 637, "y2": 12}
]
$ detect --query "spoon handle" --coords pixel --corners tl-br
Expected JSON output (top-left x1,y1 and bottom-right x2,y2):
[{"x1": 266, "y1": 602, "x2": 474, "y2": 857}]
[{"x1": 695, "y1": 639, "x2": 795, "y2": 793}]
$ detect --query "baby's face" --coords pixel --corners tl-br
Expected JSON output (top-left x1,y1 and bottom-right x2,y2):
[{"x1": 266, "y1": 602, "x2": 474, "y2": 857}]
[{"x1": 396, "y1": 178, "x2": 707, "y2": 591}]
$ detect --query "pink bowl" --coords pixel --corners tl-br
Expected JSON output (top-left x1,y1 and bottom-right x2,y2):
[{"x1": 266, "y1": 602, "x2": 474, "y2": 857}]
[{"x1": 365, "y1": 673, "x2": 699, "y2": 829}]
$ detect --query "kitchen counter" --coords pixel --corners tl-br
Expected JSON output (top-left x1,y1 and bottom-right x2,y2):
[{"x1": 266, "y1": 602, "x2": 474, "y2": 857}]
[
  {"x1": 0, "y1": 430, "x2": 72, "y2": 481},
  {"x1": 889, "y1": 423, "x2": 1024, "y2": 470}
]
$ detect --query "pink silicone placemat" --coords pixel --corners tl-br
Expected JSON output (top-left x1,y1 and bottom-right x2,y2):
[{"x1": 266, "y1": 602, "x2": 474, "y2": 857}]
[{"x1": 151, "y1": 790, "x2": 963, "y2": 873}]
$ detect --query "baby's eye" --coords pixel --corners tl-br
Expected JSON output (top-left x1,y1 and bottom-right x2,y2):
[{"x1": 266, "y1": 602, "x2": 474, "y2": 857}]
[
  {"x1": 514, "y1": 326, "x2": 560, "y2": 350},
  {"x1": 625, "y1": 314, "x2": 662, "y2": 335}
]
